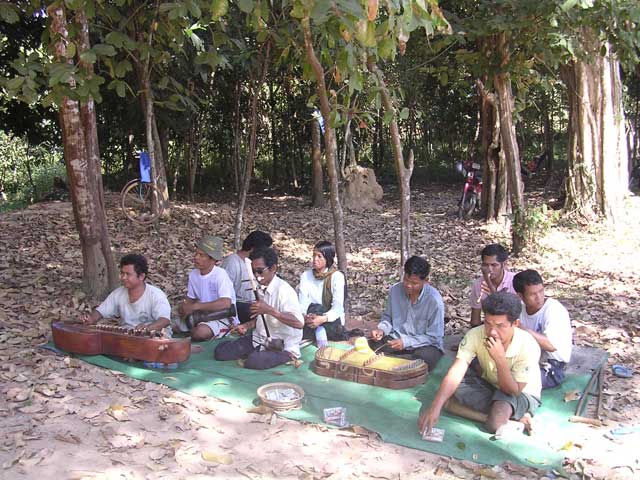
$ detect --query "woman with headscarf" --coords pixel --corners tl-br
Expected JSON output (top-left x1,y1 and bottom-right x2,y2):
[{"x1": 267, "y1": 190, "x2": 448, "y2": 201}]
[{"x1": 297, "y1": 241, "x2": 346, "y2": 346}]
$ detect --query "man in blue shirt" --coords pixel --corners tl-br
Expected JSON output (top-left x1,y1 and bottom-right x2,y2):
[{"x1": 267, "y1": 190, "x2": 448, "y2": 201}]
[{"x1": 370, "y1": 256, "x2": 445, "y2": 371}]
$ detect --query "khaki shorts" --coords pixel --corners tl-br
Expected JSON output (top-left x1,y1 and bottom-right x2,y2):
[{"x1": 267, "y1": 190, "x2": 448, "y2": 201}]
[{"x1": 454, "y1": 370, "x2": 541, "y2": 420}]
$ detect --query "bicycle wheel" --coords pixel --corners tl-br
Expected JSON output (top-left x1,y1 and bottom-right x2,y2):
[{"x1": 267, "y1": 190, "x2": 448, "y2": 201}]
[{"x1": 120, "y1": 180, "x2": 163, "y2": 224}]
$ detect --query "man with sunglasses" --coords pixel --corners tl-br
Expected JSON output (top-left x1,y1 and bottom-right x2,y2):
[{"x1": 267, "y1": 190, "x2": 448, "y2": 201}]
[{"x1": 214, "y1": 247, "x2": 304, "y2": 370}]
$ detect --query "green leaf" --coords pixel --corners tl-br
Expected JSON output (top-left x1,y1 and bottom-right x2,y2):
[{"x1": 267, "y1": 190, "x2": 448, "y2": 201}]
[
  {"x1": 237, "y1": 0, "x2": 254, "y2": 14},
  {"x1": 382, "y1": 109, "x2": 394, "y2": 125},
  {"x1": 116, "y1": 82, "x2": 126, "y2": 98},
  {"x1": 65, "y1": 42, "x2": 77, "y2": 59},
  {"x1": 310, "y1": 1, "x2": 331, "y2": 24},
  {"x1": 108, "y1": 79, "x2": 127, "y2": 98},
  {"x1": 560, "y1": 0, "x2": 579, "y2": 12},
  {"x1": 378, "y1": 37, "x2": 395, "y2": 59},
  {"x1": 93, "y1": 44, "x2": 117, "y2": 57},
  {"x1": 210, "y1": 0, "x2": 228, "y2": 19},
  {"x1": 195, "y1": 51, "x2": 222, "y2": 68},
  {"x1": 349, "y1": 71, "x2": 363, "y2": 93},
  {"x1": 365, "y1": 21, "x2": 377, "y2": 48},
  {"x1": 399, "y1": 107, "x2": 409, "y2": 120},
  {"x1": 157, "y1": 76, "x2": 170, "y2": 89},
  {"x1": 187, "y1": 0, "x2": 202, "y2": 18},
  {"x1": 49, "y1": 63, "x2": 74, "y2": 87},
  {"x1": 114, "y1": 60, "x2": 132, "y2": 78},
  {"x1": 6, "y1": 77, "x2": 25, "y2": 91},
  {"x1": 105, "y1": 32, "x2": 127, "y2": 48},
  {"x1": 0, "y1": 3, "x2": 19, "y2": 23},
  {"x1": 290, "y1": 3, "x2": 304, "y2": 18},
  {"x1": 329, "y1": 110, "x2": 341, "y2": 127},
  {"x1": 79, "y1": 51, "x2": 97, "y2": 65}
]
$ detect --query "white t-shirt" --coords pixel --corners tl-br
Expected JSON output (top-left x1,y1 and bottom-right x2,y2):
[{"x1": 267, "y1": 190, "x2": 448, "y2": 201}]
[
  {"x1": 187, "y1": 266, "x2": 236, "y2": 317},
  {"x1": 253, "y1": 275, "x2": 304, "y2": 358},
  {"x1": 96, "y1": 284, "x2": 171, "y2": 328},
  {"x1": 297, "y1": 269, "x2": 345, "y2": 324},
  {"x1": 519, "y1": 298, "x2": 572, "y2": 363},
  {"x1": 221, "y1": 253, "x2": 255, "y2": 303}
]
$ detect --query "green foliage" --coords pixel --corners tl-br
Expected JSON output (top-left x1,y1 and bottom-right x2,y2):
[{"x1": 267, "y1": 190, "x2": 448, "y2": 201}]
[
  {"x1": 512, "y1": 204, "x2": 560, "y2": 251},
  {"x1": 0, "y1": 132, "x2": 65, "y2": 211}
]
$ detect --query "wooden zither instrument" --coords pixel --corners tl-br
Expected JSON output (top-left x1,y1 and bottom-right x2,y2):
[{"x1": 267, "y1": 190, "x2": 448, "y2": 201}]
[
  {"x1": 51, "y1": 321, "x2": 191, "y2": 364},
  {"x1": 311, "y1": 338, "x2": 428, "y2": 389}
]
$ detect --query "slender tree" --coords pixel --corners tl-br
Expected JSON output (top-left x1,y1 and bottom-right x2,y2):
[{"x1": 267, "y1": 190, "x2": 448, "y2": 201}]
[{"x1": 48, "y1": 4, "x2": 117, "y2": 297}]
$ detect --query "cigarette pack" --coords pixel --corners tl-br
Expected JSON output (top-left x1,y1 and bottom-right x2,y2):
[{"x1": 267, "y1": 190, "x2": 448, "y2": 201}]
[
  {"x1": 323, "y1": 407, "x2": 349, "y2": 427},
  {"x1": 422, "y1": 427, "x2": 445, "y2": 442}
]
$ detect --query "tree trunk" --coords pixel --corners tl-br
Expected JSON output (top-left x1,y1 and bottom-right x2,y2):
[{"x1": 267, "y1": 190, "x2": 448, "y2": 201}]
[
  {"x1": 49, "y1": 4, "x2": 117, "y2": 298},
  {"x1": 233, "y1": 42, "x2": 271, "y2": 250},
  {"x1": 232, "y1": 80, "x2": 242, "y2": 194},
  {"x1": 477, "y1": 78, "x2": 508, "y2": 222},
  {"x1": 369, "y1": 61, "x2": 414, "y2": 269},
  {"x1": 560, "y1": 35, "x2": 629, "y2": 221},
  {"x1": 302, "y1": 17, "x2": 348, "y2": 272},
  {"x1": 310, "y1": 112, "x2": 325, "y2": 207},
  {"x1": 493, "y1": 33, "x2": 526, "y2": 253},
  {"x1": 185, "y1": 115, "x2": 198, "y2": 201},
  {"x1": 543, "y1": 95, "x2": 554, "y2": 176}
]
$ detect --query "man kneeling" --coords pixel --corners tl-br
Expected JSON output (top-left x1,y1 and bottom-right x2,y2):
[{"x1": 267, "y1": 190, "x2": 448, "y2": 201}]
[
  {"x1": 214, "y1": 247, "x2": 303, "y2": 370},
  {"x1": 418, "y1": 292, "x2": 541, "y2": 436}
]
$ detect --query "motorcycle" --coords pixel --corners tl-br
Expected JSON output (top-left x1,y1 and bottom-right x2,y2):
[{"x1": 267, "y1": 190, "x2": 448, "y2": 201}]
[{"x1": 456, "y1": 160, "x2": 482, "y2": 219}]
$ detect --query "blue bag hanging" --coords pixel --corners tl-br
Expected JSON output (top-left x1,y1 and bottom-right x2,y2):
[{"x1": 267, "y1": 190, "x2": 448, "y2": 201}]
[{"x1": 139, "y1": 151, "x2": 151, "y2": 183}]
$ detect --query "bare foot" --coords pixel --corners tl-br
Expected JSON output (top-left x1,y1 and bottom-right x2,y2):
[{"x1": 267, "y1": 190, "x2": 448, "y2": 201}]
[{"x1": 518, "y1": 413, "x2": 535, "y2": 435}]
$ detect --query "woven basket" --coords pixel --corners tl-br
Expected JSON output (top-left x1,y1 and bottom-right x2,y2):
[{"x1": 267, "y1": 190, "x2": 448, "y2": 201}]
[{"x1": 256, "y1": 382, "x2": 305, "y2": 411}]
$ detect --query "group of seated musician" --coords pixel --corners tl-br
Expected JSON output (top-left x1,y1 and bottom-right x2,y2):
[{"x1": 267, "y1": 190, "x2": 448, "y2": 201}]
[
  {"x1": 419, "y1": 244, "x2": 573, "y2": 436},
  {"x1": 83, "y1": 236, "x2": 572, "y2": 437}
]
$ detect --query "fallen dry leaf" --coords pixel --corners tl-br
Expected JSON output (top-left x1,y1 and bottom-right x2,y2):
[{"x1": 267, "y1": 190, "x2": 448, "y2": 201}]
[
  {"x1": 54, "y1": 432, "x2": 82, "y2": 445},
  {"x1": 201, "y1": 450, "x2": 233, "y2": 465},
  {"x1": 107, "y1": 404, "x2": 128, "y2": 421},
  {"x1": 564, "y1": 390, "x2": 581, "y2": 402},
  {"x1": 247, "y1": 404, "x2": 274, "y2": 415}
]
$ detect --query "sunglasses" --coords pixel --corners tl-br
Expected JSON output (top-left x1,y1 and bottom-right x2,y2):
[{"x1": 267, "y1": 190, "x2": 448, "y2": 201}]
[{"x1": 252, "y1": 266, "x2": 272, "y2": 275}]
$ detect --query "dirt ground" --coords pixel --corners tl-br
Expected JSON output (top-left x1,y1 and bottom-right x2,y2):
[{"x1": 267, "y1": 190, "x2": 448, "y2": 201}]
[{"x1": 1, "y1": 183, "x2": 639, "y2": 479}]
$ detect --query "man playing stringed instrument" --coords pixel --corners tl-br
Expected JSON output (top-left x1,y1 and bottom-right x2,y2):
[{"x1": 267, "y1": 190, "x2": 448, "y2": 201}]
[
  {"x1": 214, "y1": 247, "x2": 304, "y2": 370},
  {"x1": 469, "y1": 244, "x2": 516, "y2": 327},
  {"x1": 369, "y1": 256, "x2": 444, "y2": 372},
  {"x1": 83, "y1": 254, "x2": 171, "y2": 334}
]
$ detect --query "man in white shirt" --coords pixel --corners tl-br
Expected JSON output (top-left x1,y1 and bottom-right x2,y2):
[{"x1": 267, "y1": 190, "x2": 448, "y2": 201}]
[
  {"x1": 83, "y1": 254, "x2": 171, "y2": 333},
  {"x1": 221, "y1": 230, "x2": 273, "y2": 323},
  {"x1": 176, "y1": 236, "x2": 237, "y2": 341},
  {"x1": 514, "y1": 269, "x2": 572, "y2": 388},
  {"x1": 214, "y1": 247, "x2": 304, "y2": 370}
]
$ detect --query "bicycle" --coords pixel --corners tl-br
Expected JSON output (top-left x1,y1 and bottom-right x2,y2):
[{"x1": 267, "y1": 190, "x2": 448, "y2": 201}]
[{"x1": 120, "y1": 151, "x2": 164, "y2": 224}]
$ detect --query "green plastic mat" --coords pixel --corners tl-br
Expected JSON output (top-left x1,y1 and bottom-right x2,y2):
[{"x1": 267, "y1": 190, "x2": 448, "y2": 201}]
[{"x1": 76, "y1": 340, "x2": 590, "y2": 469}]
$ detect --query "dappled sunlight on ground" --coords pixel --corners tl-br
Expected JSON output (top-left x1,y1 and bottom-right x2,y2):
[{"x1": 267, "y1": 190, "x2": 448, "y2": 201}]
[{"x1": 1, "y1": 184, "x2": 639, "y2": 478}]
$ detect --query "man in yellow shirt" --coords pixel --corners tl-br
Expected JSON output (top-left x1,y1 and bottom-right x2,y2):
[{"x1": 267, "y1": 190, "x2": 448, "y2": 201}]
[{"x1": 418, "y1": 291, "x2": 541, "y2": 436}]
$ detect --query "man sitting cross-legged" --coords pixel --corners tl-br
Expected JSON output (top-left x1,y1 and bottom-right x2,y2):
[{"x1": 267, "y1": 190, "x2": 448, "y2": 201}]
[
  {"x1": 83, "y1": 254, "x2": 171, "y2": 334},
  {"x1": 369, "y1": 256, "x2": 444, "y2": 372},
  {"x1": 418, "y1": 291, "x2": 541, "y2": 436},
  {"x1": 214, "y1": 247, "x2": 304, "y2": 370},
  {"x1": 175, "y1": 236, "x2": 237, "y2": 341},
  {"x1": 514, "y1": 269, "x2": 572, "y2": 389}
]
